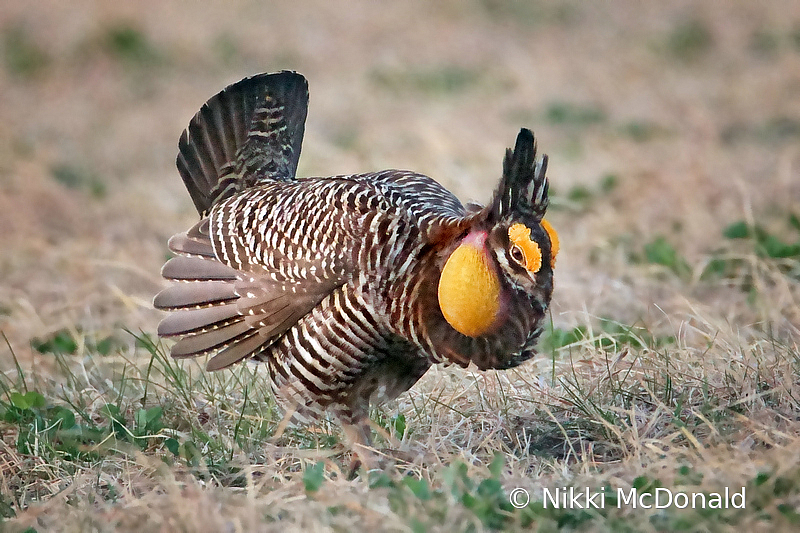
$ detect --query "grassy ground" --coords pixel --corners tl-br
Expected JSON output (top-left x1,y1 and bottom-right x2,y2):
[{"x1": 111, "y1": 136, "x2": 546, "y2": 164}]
[{"x1": 1, "y1": 1, "x2": 799, "y2": 531}]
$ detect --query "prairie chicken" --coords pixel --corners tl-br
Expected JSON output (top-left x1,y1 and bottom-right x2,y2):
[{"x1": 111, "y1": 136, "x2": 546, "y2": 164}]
[{"x1": 154, "y1": 71, "x2": 558, "y2": 459}]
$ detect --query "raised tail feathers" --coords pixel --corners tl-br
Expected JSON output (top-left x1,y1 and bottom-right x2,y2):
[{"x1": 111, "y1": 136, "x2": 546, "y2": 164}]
[{"x1": 177, "y1": 70, "x2": 309, "y2": 215}]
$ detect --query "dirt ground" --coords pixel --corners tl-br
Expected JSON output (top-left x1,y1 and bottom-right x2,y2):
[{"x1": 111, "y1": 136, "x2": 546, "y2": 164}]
[{"x1": 1, "y1": 1, "x2": 799, "y2": 531}]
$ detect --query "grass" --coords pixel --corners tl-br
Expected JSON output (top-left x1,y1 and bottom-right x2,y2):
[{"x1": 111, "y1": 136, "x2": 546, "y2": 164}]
[
  {"x1": 549, "y1": 173, "x2": 619, "y2": 214},
  {"x1": 50, "y1": 164, "x2": 107, "y2": 199},
  {"x1": 103, "y1": 23, "x2": 163, "y2": 67},
  {"x1": 2, "y1": 1, "x2": 800, "y2": 531},
  {"x1": 721, "y1": 117, "x2": 800, "y2": 146},
  {"x1": 3, "y1": 264, "x2": 799, "y2": 531},
  {"x1": 1, "y1": 25, "x2": 49, "y2": 78},
  {"x1": 370, "y1": 65, "x2": 483, "y2": 96},
  {"x1": 664, "y1": 18, "x2": 714, "y2": 62},
  {"x1": 543, "y1": 102, "x2": 606, "y2": 127}
]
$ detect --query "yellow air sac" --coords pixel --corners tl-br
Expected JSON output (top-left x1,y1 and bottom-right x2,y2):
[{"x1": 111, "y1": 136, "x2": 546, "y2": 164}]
[{"x1": 437, "y1": 242, "x2": 501, "y2": 337}]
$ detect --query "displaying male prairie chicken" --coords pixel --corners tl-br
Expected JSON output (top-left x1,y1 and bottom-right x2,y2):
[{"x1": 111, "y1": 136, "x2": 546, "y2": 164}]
[{"x1": 154, "y1": 70, "x2": 558, "y2": 460}]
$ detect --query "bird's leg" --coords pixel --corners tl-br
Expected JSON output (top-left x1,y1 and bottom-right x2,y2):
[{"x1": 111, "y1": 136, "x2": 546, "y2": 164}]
[{"x1": 340, "y1": 416, "x2": 378, "y2": 477}]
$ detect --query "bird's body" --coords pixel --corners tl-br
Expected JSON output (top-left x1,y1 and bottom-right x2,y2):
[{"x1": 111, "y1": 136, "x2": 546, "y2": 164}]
[{"x1": 155, "y1": 71, "x2": 557, "y2": 456}]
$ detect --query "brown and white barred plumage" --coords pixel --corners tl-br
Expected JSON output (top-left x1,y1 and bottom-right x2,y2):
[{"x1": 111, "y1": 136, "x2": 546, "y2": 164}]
[{"x1": 155, "y1": 71, "x2": 556, "y2": 454}]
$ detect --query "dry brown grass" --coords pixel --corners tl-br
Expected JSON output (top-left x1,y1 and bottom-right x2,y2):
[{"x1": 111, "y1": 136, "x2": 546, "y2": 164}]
[{"x1": 1, "y1": 1, "x2": 799, "y2": 531}]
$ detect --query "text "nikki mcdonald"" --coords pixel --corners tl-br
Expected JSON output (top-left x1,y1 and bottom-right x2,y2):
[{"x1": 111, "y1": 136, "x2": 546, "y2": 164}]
[{"x1": 542, "y1": 486, "x2": 746, "y2": 510}]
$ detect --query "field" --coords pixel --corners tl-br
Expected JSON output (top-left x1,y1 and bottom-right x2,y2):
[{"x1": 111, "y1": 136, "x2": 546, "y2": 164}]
[{"x1": 1, "y1": 1, "x2": 800, "y2": 531}]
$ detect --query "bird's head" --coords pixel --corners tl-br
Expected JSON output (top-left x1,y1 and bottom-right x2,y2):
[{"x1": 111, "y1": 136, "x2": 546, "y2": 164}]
[{"x1": 437, "y1": 129, "x2": 558, "y2": 338}]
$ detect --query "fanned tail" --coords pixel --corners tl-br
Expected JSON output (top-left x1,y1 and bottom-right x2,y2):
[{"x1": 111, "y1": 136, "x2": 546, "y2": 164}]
[
  {"x1": 153, "y1": 220, "x2": 268, "y2": 371},
  {"x1": 177, "y1": 70, "x2": 309, "y2": 215}
]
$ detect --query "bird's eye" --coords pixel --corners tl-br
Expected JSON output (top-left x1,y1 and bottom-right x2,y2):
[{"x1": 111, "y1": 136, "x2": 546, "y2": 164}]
[
  {"x1": 507, "y1": 223, "x2": 542, "y2": 273},
  {"x1": 509, "y1": 244, "x2": 525, "y2": 266}
]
